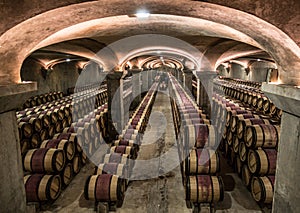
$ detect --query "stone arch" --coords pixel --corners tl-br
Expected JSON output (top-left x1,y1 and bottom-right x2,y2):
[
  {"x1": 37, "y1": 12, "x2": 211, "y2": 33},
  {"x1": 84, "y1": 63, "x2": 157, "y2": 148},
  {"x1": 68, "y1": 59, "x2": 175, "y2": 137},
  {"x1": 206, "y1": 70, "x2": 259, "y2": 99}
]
[{"x1": 0, "y1": 0, "x2": 299, "y2": 84}]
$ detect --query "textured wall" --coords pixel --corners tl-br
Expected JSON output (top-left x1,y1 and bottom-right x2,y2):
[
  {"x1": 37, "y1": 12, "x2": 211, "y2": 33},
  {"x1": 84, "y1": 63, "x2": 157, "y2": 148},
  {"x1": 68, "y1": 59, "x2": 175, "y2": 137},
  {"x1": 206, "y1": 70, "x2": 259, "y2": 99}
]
[
  {"x1": 21, "y1": 58, "x2": 80, "y2": 94},
  {"x1": 0, "y1": 0, "x2": 92, "y2": 36},
  {"x1": 249, "y1": 61, "x2": 277, "y2": 82},
  {"x1": 0, "y1": 0, "x2": 299, "y2": 46},
  {"x1": 218, "y1": 61, "x2": 277, "y2": 82}
]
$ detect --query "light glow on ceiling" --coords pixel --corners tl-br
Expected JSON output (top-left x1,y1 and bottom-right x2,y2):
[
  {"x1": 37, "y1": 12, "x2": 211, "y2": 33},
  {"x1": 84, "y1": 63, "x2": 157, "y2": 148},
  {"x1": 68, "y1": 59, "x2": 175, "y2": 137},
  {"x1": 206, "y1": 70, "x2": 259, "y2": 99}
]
[{"x1": 135, "y1": 10, "x2": 150, "y2": 18}]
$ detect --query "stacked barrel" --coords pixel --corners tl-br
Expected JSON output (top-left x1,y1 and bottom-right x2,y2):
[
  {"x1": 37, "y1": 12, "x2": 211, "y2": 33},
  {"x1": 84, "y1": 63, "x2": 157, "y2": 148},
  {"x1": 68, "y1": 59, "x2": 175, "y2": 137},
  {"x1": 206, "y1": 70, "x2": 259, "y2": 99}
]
[
  {"x1": 84, "y1": 80, "x2": 159, "y2": 210},
  {"x1": 213, "y1": 76, "x2": 280, "y2": 206},
  {"x1": 22, "y1": 91, "x2": 64, "y2": 109},
  {"x1": 169, "y1": 74, "x2": 224, "y2": 210},
  {"x1": 18, "y1": 85, "x2": 108, "y2": 205}
]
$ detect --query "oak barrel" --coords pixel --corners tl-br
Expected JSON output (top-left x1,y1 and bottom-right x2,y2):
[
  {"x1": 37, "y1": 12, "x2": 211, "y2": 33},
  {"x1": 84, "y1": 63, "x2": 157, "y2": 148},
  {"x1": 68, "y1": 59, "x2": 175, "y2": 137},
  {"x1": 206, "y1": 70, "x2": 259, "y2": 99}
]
[
  {"x1": 247, "y1": 149, "x2": 277, "y2": 175},
  {"x1": 60, "y1": 163, "x2": 73, "y2": 187},
  {"x1": 241, "y1": 164, "x2": 252, "y2": 187},
  {"x1": 237, "y1": 118, "x2": 270, "y2": 140},
  {"x1": 183, "y1": 124, "x2": 216, "y2": 150},
  {"x1": 110, "y1": 145, "x2": 137, "y2": 159},
  {"x1": 95, "y1": 163, "x2": 128, "y2": 179},
  {"x1": 245, "y1": 124, "x2": 280, "y2": 148},
  {"x1": 251, "y1": 176, "x2": 275, "y2": 204},
  {"x1": 185, "y1": 175, "x2": 224, "y2": 203},
  {"x1": 24, "y1": 174, "x2": 61, "y2": 202},
  {"x1": 40, "y1": 138, "x2": 75, "y2": 161},
  {"x1": 184, "y1": 149, "x2": 219, "y2": 175},
  {"x1": 23, "y1": 148, "x2": 65, "y2": 173},
  {"x1": 84, "y1": 174, "x2": 125, "y2": 203}
]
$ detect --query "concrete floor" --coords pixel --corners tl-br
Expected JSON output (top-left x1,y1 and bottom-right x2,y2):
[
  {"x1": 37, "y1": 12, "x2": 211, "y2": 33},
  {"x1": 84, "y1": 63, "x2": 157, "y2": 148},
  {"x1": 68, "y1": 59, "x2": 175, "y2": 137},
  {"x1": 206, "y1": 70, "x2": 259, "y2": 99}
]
[{"x1": 39, "y1": 89, "x2": 270, "y2": 213}]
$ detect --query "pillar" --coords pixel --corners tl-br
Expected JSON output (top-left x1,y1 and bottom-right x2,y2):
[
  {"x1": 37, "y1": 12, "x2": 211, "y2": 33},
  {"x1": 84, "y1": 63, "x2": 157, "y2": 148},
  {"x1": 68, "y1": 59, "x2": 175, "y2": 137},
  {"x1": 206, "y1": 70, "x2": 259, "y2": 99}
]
[
  {"x1": 178, "y1": 70, "x2": 184, "y2": 84},
  {"x1": 141, "y1": 70, "x2": 149, "y2": 91},
  {"x1": 106, "y1": 71, "x2": 124, "y2": 134},
  {"x1": 197, "y1": 78, "x2": 200, "y2": 105},
  {"x1": 132, "y1": 71, "x2": 142, "y2": 104},
  {"x1": 183, "y1": 69, "x2": 193, "y2": 96},
  {"x1": 195, "y1": 71, "x2": 218, "y2": 114},
  {"x1": 0, "y1": 82, "x2": 37, "y2": 212},
  {"x1": 262, "y1": 83, "x2": 300, "y2": 213}
]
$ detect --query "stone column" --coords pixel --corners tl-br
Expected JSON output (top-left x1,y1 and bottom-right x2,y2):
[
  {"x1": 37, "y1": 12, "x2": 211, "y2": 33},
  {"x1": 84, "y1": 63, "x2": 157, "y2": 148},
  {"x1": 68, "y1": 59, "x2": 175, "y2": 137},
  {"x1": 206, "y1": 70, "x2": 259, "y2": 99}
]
[
  {"x1": 178, "y1": 71, "x2": 184, "y2": 84},
  {"x1": 195, "y1": 71, "x2": 218, "y2": 114},
  {"x1": 183, "y1": 69, "x2": 193, "y2": 96},
  {"x1": 197, "y1": 78, "x2": 200, "y2": 105},
  {"x1": 262, "y1": 83, "x2": 300, "y2": 213},
  {"x1": 106, "y1": 71, "x2": 124, "y2": 134},
  {"x1": 132, "y1": 71, "x2": 142, "y2": 103},
  {"x1": 142, "y1": 71, "x2": 149, "y2": 91},
  {"x1": 0, "y1": 82, "x2": 37, "y2": 213}
]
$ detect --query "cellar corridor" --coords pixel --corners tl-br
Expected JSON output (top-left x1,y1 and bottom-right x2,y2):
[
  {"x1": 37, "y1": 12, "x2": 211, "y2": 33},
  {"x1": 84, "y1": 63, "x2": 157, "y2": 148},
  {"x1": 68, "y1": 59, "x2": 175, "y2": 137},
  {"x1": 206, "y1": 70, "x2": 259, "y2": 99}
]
[{"x1": 38, "y1": 88, "x2": 268, "y2": 213}]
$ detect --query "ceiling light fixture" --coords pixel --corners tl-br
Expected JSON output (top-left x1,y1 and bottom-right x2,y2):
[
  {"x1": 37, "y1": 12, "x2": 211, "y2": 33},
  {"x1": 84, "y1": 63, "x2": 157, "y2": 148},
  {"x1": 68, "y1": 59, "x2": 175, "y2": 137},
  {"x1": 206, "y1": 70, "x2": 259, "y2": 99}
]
[
  {"x1": 66, "y1": 59, "x2": 71, "y2": 62},
  {"x1": 135, "y1": 10, "x2": 150, "y2": 18}
]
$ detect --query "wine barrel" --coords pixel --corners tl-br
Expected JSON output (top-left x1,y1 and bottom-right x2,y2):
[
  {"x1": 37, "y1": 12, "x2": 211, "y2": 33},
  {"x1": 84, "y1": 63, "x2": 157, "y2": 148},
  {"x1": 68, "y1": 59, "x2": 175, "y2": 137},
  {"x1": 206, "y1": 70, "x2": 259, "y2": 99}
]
[
  {"x1": 235, "y1": 156, "x2": 243, "y2": 175},
  {"x1": 113, "y1": 139, "x2": 139, "y2": 150},
  {"x1": 103, "y1": 153, "x2": 132, "y2": 170},
  {"x1": 72, "y1": 154, "x2": 81, "y2": 174},
  {"x1": 56, "y1": 132, "x2": 83, "y2": 153},
  {"x1": 24, "y1": 174, "x2": 61, "y2": 202},
  {"x1": 245, "y1": 124, "x2": 280, "y2": 148},
  {"x1": 241, "y1": 164, "x2": 252, "y2": 187},
  {"x1": 19, "y1": 117, "x2": 42, "y2": 133},
  {"x1": 40, "y1": 138, "x2": 75, "y2": 161},
  {"x1": 184, "y1": 149, "x2": 219, "y2": 175},
  {"x1": 20, "y1": 139, "x2": 31, "y2": 155},
  {"x1": 247, "y1": 149, "x2": 277, "y2": 175},
  {"x1": 110, "y1": 146, "x2": 137, "y2": 159},
  {"x1": 84, "y1": 174, "x2": 125, "y2": 203},
  {"x1": 233, "y1": 136, "x2": 240, "y2": 153},
  {"x1": 183, "y1": 124, "x2": 216, "y2": 150},
  {"x1": 18, "y1": 122, "x2": 33, "y2": 139},
  {"x1": 238, "y1": 142, "x2": 248, "y2": 162},
  {"x1": 40, "y1": 128, "x2": 49, "y2": 141},
  {"x1": 95, "y1": 163, "x2": 128, "y2": 179},
  {"x1": 237, "y1": 118, "x2": 270, "y2": 140},
  {"x1": 226, "y1": 109, "x2": 249, "y2": 128},
  {"x1": 231, "y1": 114, "x2": 260, "y2": 134},
  {"x1": 30, "y1": 133, "x2": 42, "y2": 148},
  {"x1": 185, "y1": 175, "x2": 224, "y2": 203},
  {"x1": 23, "y1": 148, "x2": 65, "y2": 173},
  {"x1": 48, "y1": 124, "x2": 56, "y2": 138},
  {"x1": 119, "y1": 132, "x2": 140, "y2": 144},
  {"x1": 251, "y1": 176, "x2": 275, "y2": 204},
  {"x1": 257, "y1": 96, "x2": 268, "y2": 111},
  {"x1": 60, "y1": 163, "x2": 73, "y2": 187}
]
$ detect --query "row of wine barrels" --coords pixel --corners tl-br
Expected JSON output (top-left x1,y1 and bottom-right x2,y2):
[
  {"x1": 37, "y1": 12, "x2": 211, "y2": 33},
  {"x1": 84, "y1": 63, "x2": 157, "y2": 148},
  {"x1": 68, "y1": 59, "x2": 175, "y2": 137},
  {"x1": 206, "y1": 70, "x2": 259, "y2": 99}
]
[
  {"x1": 23, "y1": 91, "x2": 64, "y2": 109},
  {"x1": 212, "y1": 81, "x2": 279, "y2": 206},
  {"x1": 185, "y1": 175, "x2": 224, "y2": 203},
  {"x1": 184, "y1": 149, "x2": 219, "y2": 175},
  {"x1": 214, "y1": 78, "x2": 281, "y2": 118}
]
